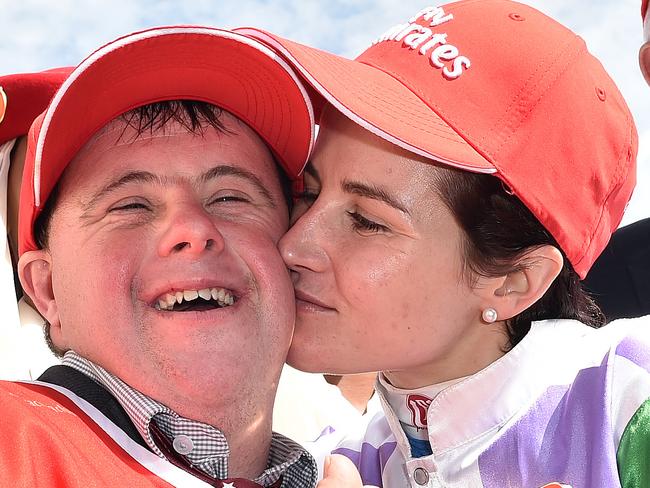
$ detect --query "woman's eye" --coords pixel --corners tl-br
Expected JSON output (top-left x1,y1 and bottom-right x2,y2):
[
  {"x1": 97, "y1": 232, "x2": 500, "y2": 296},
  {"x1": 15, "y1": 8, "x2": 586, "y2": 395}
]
[{"x1": 347, "y1": 211, "x2": 388, "y2": 234}]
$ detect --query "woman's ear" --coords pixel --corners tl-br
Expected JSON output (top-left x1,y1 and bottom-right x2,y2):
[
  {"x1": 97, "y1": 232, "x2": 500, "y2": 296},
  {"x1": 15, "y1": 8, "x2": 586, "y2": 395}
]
[
  {"x1": 475, "y1": 245, "x2": 564, "y2": 322},
  {"x1": 18, "y1": 250, "x2": 62, "y2": 336}
]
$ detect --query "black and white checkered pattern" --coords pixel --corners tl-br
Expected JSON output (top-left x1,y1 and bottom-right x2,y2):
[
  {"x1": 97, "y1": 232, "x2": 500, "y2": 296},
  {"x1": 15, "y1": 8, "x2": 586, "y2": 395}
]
[{"x1": 63, "y1": 352, "x2": 317, "y2": 487}]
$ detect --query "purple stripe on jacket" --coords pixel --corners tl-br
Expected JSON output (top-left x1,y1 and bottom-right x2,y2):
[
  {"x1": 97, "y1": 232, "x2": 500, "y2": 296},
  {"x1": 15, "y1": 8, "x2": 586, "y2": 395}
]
[
  {"x1": 478, "y1": 355, "x2": 620, "y2": 488},
  {"x1": 615, "y1": 336, "x2": 650, "y2": 373},
  {"x1": 333, "y1": 442, "x2": 397, "y2": 487}
]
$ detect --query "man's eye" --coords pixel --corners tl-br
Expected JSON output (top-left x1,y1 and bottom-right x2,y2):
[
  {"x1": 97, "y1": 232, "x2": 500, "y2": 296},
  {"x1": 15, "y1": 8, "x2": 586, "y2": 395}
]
[
  {"x1": 209, "y1": 195, "x2": 249, "y2": 203},
  {"x1": 207, "y1": 190, "x2": 252, "y2": 205},
  {"x1": 109, "y1": 202, "x2": 150, "y2": 212},
  {"x1": 346, "y1": 211, "x2": 388, "y2": 234}
]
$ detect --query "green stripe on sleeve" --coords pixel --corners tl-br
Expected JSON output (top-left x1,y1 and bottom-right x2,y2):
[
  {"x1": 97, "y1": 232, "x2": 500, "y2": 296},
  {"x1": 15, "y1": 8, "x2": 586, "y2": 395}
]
[{"x1": 617, "y1": 398, "x2": 650, "y2": 487}]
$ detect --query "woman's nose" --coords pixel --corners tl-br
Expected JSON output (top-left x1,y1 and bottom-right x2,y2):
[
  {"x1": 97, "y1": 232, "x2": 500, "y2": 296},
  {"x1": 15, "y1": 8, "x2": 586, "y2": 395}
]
[{"x1": 280, "y1": 208, "x2": 329, "y2": 273}]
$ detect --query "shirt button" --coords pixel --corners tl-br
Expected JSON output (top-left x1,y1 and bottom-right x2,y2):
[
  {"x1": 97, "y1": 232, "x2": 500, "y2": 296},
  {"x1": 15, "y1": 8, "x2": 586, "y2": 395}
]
[
  {"x1": 413, "y1": 467, "x2": 430, "y2": 485},
  {"x1": 172, "y1": 434, "x2": 194, "y2": 455}
]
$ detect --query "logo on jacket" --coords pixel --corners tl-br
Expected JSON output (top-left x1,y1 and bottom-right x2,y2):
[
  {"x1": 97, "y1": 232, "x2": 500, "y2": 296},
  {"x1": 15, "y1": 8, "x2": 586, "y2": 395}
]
[
  {"x1": 407, "y1": 394, "x2": 432, "y2": 429},
  {"x1": 540, "y1": 483, "x2": 572, "y2": 488}
]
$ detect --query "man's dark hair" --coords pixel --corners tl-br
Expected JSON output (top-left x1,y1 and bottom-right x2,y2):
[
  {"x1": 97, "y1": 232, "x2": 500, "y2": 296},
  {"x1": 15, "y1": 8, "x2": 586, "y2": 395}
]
[
  {"x1": 35, "y1": 100, "x2": 293, "y2": 357},
  {"x1": 431, "y1": 167, "x2": 605, "y2": 350}
]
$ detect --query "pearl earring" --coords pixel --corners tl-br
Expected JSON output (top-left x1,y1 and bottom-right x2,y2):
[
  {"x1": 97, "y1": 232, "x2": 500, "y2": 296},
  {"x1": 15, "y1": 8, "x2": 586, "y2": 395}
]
[{"x1": 482, "y1": 308, "x2": 498, "y2": 324}]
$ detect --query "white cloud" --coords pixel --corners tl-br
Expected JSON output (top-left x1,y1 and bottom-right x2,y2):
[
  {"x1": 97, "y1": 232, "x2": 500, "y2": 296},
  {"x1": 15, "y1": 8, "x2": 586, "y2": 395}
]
[{"x1": 1, "y1": 0, "x2": 647, "y2": 224}]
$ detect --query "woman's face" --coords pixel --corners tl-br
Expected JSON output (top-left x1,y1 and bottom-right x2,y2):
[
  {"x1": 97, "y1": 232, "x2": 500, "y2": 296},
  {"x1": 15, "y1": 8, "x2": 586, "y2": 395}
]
[{"x1": 280, "y1": 110, "x2": 507, "y2": 387}]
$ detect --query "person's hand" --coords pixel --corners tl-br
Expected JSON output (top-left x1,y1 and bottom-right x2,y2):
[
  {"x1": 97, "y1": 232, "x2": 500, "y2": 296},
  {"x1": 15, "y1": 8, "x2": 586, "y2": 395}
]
[{"x1": 317, "y1": 454, "x2": 379, "y2": 488}]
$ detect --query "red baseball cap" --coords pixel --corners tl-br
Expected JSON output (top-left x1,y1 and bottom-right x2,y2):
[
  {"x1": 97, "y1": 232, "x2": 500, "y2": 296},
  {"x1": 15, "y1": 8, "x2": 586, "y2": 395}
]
[
  {"x1": 237, "y1": 0, "x2": 637, "y2": 279},
  {"x1": 0, "y1": 68, "x2": 72, "y2": 145},
  {"x1": 642, "y1": 0, "x2": 650, "y2": 83},
  {"x1": 19, "y1": 25, "x2": 315, "y2": 255}
]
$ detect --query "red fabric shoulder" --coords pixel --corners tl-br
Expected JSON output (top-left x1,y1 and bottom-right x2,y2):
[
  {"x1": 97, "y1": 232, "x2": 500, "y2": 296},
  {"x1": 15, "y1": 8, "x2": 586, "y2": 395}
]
[{"x1": 0, "y1": 381, "x2": 175, "y2": 487}]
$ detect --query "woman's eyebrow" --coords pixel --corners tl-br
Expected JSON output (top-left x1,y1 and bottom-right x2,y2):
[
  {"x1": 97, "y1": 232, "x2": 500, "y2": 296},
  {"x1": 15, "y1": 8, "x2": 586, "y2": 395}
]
[{"x1": 342, "y1": 179, "x2": 410, "y2": 215}]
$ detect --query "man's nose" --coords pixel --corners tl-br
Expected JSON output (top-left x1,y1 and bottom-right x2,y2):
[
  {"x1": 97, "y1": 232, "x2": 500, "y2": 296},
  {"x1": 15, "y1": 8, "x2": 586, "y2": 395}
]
[{"x1": 157, "y1": 203, "x2": 225, "y2": 257}]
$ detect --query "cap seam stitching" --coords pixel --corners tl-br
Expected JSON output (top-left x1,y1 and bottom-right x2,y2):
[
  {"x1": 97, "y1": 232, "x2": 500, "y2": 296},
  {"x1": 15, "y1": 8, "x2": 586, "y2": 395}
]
[
  {"x1": 573, "y1": 113, "x2": 633, "y2": 270},
  {"x1": 489, "y1": 37, "x2": 585, "y2": 161}
]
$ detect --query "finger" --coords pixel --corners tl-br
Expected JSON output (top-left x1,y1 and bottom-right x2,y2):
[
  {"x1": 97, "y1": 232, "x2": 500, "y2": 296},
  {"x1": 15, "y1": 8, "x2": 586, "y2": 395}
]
[{"x1": 317, "y1": 454, "x2": 364, "y2": 488}]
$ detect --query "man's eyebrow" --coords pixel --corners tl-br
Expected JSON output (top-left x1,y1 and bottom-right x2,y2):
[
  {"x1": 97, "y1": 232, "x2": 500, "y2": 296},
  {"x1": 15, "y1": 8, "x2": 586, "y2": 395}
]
[
  {"x1": 201, "y1": 164, "x2": 275, "y2": 208},
  {"x1": 84, "y1": 171, "x2": 160, "y2": 211},
  {"x1": 342, "y1": 179, "x2": 410, "y2": 215}
]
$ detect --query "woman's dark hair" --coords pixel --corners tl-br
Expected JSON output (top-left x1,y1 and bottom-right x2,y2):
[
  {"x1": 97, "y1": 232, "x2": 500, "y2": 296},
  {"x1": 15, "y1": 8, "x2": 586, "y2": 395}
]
[
  {"x1": 34, "y1": 100, "x2": 293, "y2": 357},
  {"x1": 431, "y1": 167, "x2": 605, "y2": 349}
]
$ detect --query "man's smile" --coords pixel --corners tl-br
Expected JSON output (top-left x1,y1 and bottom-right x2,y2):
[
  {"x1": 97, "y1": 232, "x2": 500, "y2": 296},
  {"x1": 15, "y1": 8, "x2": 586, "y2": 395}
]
[{"x1": 154, "y1": 286, "x2": 236, "y2": 312}]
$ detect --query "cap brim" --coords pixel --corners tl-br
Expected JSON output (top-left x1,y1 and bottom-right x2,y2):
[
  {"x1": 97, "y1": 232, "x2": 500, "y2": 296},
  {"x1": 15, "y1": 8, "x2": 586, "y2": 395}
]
[
  {"x1": 21, "y1": 26, "x2": 314, "y2": 254},
  {"x1": 33, "y1": 27, "x2": 314, "y2": 205},
  {"x1": 236, "y1": 28, "x2": 495, "y2": 174}
]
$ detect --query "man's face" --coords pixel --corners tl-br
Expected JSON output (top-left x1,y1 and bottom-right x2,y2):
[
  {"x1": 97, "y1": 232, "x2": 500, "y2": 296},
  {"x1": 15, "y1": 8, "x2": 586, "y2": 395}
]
[{"x1": 23, "y1": 112, "x2": 294, "y2": 412}]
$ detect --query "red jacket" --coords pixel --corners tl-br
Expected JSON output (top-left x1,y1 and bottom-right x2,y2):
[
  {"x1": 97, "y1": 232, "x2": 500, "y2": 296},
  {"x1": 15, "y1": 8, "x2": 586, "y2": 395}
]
[{"x1": 0, "y1": 379, "x2": 208, "y2": 487}]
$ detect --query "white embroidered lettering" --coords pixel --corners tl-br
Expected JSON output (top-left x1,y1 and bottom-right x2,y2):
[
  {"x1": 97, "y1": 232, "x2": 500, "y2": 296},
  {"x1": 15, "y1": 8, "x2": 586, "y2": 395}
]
[
  {"x1": 425, "y1": 6, "x2": 455, "y2": 27},
  {"x1": 410, "y1": 6, "x2": 455, "y2": 27},
  {"x1": 403, "y1": 27, "x2": 433, "y2": 49},
  {"x1": 394, "y1": 23, "x2": 423, "y2": 42},
  {"x1": 371, "y1": 6, "x2": 471, "y2": 81},
  {"x1": 418, "y1": 33, "x2": 448, "y2": 55},
  {"x1": 409, "y1": 6, "x2": 436, "y2": 23},
  {"x1": 430, "y1": 43, "x2": 459, "y2": 68},
  {"x1": 373, "y1": 22, "x2": 411, "y2": 44},
  {"x1": 443, "y1": 56, "x2": 471, "y2": 79}
]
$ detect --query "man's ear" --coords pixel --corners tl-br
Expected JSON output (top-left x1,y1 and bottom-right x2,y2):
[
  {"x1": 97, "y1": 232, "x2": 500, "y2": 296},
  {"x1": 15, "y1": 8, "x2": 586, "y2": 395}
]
[
  {"x1": 475, "y1": 245, "x2": 564, "y2": 322},
  {"x1": 18, "y1": 250, "x2": 61, "y2": 334}
]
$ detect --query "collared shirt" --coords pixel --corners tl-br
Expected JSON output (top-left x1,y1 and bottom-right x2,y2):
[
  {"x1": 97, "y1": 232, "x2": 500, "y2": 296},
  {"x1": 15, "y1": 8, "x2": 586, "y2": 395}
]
[
  {"x1": 62, "y1": 351, "x2": 317, "y2": 487},
  {"x1": 378, "y1": 373, "x2": 466, "y2": 458}
]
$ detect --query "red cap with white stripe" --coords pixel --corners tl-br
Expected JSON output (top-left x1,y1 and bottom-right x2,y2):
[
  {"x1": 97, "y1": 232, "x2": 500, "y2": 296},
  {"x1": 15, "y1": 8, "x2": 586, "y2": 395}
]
[
  {"x1": 19, "y1": 25, "x2": 314, "y2": 255},
  {"x1": 0, "y1": 68, "x2": 71, "y2": 145},
  {"x1": 237, "y1": 0, "x2": 637, "y2": 278}
]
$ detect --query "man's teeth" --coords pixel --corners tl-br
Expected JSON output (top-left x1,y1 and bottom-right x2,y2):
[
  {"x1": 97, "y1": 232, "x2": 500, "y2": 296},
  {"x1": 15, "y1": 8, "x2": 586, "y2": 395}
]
[{"x1": 156, "y1": 287, "x2": 235, "y2": 311}]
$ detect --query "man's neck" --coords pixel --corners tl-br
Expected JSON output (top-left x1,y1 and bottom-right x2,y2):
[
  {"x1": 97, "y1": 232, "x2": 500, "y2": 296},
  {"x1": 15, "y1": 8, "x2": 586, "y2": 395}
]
[
  {"x1": 62, "y1": 351, "x2": 277, "y2": 480},
  {"x1": 135, "y1": 379, "x2": 277, "y2": 479},
  {"x1": 193, "y1": 398, "x2": 274, "y2": 479}
]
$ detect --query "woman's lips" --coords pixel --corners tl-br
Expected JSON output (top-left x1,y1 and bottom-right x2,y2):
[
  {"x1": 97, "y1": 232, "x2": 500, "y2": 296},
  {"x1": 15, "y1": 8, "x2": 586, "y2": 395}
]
[{"x1": 294, "y1": 290, "x2": 336, "y2": 312}]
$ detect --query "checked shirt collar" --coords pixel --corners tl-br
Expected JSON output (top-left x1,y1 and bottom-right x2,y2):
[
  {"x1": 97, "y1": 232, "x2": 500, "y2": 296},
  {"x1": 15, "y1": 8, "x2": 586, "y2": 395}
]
[{"x1": 62, "y1": 351, "x2": 317, "y2": 487}]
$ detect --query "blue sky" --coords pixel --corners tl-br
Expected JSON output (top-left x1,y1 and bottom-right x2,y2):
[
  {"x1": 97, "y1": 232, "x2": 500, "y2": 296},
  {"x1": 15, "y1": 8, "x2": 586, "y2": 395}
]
[{"x1": 1, "y1": 0, "x2": 648, "y2": 225}]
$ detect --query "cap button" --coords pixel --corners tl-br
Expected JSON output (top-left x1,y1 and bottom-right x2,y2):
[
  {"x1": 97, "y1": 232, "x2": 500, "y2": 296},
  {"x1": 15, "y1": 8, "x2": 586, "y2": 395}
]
[
  {"x1": 508, "y1": 12, "x2": 525, "y2": 21},
  {"x1": 172, "y1": 434, "x2": 195, "y2": 455}
]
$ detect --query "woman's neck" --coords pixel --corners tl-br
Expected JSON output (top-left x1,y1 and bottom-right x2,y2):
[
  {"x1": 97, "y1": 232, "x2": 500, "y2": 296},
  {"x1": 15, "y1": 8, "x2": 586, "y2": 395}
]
[{"x1": 384, "y1": 324, "x2": 509, "y2": 389}]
